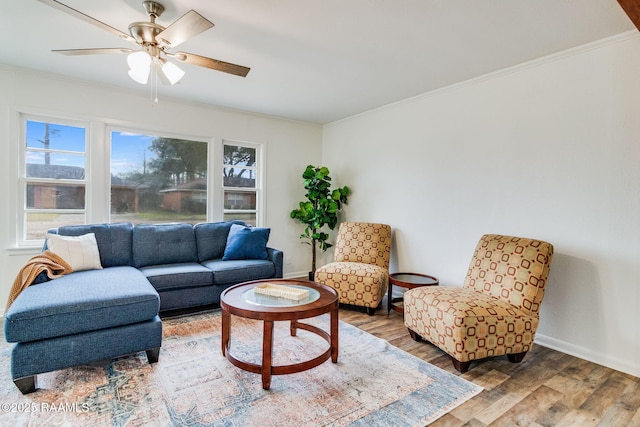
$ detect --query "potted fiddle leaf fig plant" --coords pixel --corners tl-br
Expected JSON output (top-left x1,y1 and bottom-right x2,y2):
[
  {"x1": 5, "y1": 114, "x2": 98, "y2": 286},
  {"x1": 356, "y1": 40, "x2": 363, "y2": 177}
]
[{"x1": 290, "y1": 165, "x2": 351, "y2": 280}]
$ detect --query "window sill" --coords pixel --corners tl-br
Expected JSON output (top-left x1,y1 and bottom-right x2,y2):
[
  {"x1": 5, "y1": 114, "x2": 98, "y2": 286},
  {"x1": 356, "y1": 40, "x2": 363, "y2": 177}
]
[{"x1": 7, "y1": 245, "x2": 42, "y2": 256}]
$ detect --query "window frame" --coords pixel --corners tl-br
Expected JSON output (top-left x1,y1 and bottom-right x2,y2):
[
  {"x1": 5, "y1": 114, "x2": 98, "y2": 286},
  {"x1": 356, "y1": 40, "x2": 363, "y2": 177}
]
[
  {"x1": 12, "y1": 112, "x2": 266, "y2": 248},
  {"x1": 107, "y1": 125, "x2": 212, "y2": 225},
  {"x1": 18, "y1": 113, "x2": 90, "y2": 246},
  {"x1": 222, "y1": 139, "x2": 264, "y2": 226}
]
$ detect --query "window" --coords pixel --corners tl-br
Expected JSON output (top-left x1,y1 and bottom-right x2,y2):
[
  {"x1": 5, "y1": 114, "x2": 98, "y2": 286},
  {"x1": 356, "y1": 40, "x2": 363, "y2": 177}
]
[
  {"x1": 223, "y1": 142, "x2": 259, "y2": 225},
  {"x1": 110, "y1": 130, "x2": 208, "y2": 224},
  {"x1": 15, "y1": 113, "x2": 264, "y2": 245},
  {"x1": 21, "y1": 118, "x2": 87, "y2": 241}
]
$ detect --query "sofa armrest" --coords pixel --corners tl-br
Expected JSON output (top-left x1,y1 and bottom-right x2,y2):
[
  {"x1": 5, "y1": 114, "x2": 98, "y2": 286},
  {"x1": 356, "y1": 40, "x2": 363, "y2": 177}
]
[{"x1": 266, "y1": 247, "x2": 283, "y2": 278}]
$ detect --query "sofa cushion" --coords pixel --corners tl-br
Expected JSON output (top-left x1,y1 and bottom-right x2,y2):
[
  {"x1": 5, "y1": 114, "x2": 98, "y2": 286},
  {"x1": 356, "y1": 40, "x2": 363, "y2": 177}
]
[
  {"x1": 54, "y1": 222, "x2": 134, "y2": 267},
  {"x1": 139, "y1": 262, "x2": 214, "y2": 291},
  {"x1": 155, "y1": 287, "x2": 218, "y2": 312},
  {"x1": 4, "y1": 266, "x2": 159, "y2": 343},
  {"x1": 194, "y1": 220, "x2": 246, "y2": 262},
  {"x1": 133, "y1": 223, "x2": 197, "y2": 268},
  {"x1": 202, "y1": 259, "x2": 276, "y2": 285},
  {"x1": 46, "y1": 232, "x2": 102, "y2": 272},
  {"x1": 222, "y1": 224, "x2": 271, "y2": 260}
]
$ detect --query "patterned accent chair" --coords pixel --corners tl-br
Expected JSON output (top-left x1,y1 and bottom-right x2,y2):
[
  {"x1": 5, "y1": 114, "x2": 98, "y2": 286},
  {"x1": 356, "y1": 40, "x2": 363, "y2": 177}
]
[
  {"x1": 404, "y1": 234, "x2": 553, "y2": 373},
  {"x1": 314, "y1": 222, "x2": 392, "y2": 315}
]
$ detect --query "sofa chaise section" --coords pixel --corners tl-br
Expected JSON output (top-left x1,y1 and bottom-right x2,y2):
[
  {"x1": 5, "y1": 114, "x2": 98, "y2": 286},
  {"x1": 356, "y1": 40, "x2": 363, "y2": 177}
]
[{"x1": 4, "y1": 266, "x2": 161, "y2": 394}]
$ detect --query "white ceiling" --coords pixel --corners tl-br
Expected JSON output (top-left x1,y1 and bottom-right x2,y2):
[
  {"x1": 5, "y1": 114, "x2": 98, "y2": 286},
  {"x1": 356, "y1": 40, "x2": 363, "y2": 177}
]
[{"x1": 0, "y1": 0, "x2": 635, "y2": 124}]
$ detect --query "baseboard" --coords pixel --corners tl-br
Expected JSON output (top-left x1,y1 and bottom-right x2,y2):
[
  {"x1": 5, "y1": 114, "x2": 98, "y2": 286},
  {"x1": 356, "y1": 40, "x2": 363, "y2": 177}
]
[
  {"x1": 283, "y1": 271, "x2": 310, "y2": 280},
  {"x1": 535, "y1": 334, "x2": 639, "y2": 378}
]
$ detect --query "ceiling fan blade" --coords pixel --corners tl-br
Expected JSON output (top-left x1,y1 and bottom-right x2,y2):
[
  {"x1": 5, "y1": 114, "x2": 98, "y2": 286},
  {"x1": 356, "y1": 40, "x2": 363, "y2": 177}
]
[
  {"x1": 37, "y1": 0, "x2": 136, "y2": 44},
  {"x1": 156, "y1": 10, "x2": 214, "y2": 48},
  {"x1": 171, "y1": 51, "x2": 250, "y2": 77},
  {"x1": 53, "y1": 48, "x2": 133, "y2": 56}
]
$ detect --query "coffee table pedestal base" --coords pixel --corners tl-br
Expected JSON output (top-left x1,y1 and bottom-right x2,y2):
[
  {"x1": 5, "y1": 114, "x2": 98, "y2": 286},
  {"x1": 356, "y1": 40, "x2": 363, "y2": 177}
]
[{"x1": 222, "y1": 310, "x2": 338, "y2": 389}]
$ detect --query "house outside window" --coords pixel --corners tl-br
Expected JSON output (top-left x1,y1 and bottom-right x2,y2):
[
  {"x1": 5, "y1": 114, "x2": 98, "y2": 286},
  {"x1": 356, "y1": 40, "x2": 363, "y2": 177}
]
[
  {"x1": 110, "y1": 130, "x2": 208, "y2": 225},
  {"x1": 223, "y1": 142, "x2": 260, "y2": 226},
  {"x1": 21, "y1": 118, "x2": 87, "y2": 241},
  {"x1": 16, "y1": 114, "x2": 265, "y2": 245}
]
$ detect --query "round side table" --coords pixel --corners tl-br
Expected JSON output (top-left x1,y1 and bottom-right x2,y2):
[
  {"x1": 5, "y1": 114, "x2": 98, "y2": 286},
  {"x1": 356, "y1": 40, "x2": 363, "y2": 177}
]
[{"x1": 388, "y1": 272, "x2": 439, "y2": 314}]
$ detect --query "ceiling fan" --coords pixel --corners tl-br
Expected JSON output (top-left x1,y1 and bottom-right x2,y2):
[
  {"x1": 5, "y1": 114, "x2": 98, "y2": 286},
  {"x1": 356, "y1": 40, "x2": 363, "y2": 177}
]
[{"x1": 38, "y1": 0, "x2": 250, "y2": 88}]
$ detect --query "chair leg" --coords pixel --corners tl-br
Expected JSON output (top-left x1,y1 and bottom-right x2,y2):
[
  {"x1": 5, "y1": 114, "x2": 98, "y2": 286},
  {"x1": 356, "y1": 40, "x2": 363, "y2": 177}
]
[
  {"x1": 407, "y1": 328, "x2": 423, "y2": 342},
  {"x1": 451, "y1": 358, "x2": 471, "y2": 374},
  {"x1": 507, "y1": 351, "x2": 527, "y2": 364},
  {"x1": 14, "y1": 376, "x2": 37, "y2": 394},
  {"x1": 365, "y1": 303, "x2": 381, "y2": 316},
  {"x1": 146, "y1": 347, "x2": 160, "y2": 364}
]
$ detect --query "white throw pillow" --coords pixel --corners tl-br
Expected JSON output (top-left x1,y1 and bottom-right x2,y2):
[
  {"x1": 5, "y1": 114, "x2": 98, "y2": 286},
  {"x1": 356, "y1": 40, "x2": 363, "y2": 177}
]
[{"x1": 46, "y1": 233, "x2": 103, "y2": 272}]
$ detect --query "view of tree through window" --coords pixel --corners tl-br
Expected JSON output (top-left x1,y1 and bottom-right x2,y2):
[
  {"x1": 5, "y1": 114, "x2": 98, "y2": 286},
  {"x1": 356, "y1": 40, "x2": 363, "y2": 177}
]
[
  {"x1": 111, "y1": 131, "x2": 208, "y2": 224},
  {"x1": 23, "y1": 120, "x2": 87, "y2": 240},
  {"x1": 223, "y1": 143, "x2": 258, "y2": 225},
  {"x1": 18, "y1": 115, "x2": 263, "y2": 244}
]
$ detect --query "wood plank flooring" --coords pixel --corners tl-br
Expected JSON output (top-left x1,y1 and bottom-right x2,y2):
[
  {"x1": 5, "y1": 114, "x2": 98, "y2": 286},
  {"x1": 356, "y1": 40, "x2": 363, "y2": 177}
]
[{"x1": 338, "y1": 305, "x2": 640, "y2": 427}]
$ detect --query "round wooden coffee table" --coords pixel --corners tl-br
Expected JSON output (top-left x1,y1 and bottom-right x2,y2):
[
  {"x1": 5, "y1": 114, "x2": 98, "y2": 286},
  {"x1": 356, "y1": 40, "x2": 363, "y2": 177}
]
[
  {"x1": 388, "y1": 272, "x2": 439, "y2": 314},
  {"x1": 220, "y1": 279, "x2": 339, "y2": 389}
]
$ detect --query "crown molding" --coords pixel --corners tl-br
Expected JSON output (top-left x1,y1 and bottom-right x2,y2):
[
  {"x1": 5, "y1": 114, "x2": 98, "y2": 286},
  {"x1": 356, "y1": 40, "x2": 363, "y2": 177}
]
[{"x1": 327, "y1": 30, "x2": 640, "y2": 126}]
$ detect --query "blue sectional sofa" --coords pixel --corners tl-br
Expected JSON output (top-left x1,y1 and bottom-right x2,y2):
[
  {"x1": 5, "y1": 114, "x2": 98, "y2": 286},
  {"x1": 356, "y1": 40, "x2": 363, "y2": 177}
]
[{"x1": 3, "y1": 220, "x2": 283, "y2": 394}]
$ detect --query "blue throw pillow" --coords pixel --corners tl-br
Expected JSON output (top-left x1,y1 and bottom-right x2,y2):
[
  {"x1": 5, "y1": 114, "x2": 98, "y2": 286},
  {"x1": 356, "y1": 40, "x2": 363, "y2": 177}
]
[{"x1": 222, "y1": 224, "x2": 271, "y2": 260}]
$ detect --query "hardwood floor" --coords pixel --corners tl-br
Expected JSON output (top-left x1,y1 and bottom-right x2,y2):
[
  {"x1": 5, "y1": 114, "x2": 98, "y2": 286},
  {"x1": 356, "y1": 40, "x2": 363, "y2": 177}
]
[{"x1": 338, "y1": 305, "x2": 640, "y2": 427}]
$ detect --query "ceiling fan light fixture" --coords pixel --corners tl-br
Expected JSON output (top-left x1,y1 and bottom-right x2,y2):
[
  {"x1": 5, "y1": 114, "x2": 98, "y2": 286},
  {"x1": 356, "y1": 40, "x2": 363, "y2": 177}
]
[
  {"x1": 161, "y1": 60, "x2": 185, "y2": 85},
  {"x1": 128, "y1": 66, "x2": 150, "y2": 84},
  {"x1": 127, "y1": 51, "x2": 151, "y2": 84},
  {"x1": 127, "y1": 51, "x2": 151, "y2": 69}
]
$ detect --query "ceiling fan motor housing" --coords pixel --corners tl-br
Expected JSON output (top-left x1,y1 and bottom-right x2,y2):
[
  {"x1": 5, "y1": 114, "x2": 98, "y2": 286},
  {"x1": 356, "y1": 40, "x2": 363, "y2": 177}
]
[{"x1": 128, "y1": 21, "x2": 165, "y2": 45}]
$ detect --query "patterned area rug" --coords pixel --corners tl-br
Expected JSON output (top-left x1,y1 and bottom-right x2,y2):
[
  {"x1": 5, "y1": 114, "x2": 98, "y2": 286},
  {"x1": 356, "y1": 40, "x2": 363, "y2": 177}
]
[{"x1": 0, "y1": 310, "x2": 481, "y2": 426}]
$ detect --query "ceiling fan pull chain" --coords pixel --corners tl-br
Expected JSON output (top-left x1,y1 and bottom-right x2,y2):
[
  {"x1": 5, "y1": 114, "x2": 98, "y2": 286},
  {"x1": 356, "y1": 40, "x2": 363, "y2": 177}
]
[{"x1": 152, "y1": 64, "x2": 159, "y2": 104}]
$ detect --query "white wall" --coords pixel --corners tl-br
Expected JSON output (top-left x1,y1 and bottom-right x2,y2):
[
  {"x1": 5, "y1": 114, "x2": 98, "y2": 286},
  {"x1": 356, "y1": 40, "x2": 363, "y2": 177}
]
[
  {"x1": 322, "y1": 33, "x2": 640, "y2": 377},
  {"x1": 0, "y1": 65, "x2": 322, "y2": 309}
]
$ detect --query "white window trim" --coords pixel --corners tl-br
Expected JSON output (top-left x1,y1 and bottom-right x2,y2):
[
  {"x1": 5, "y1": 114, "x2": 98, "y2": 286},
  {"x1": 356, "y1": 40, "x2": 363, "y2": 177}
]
[
  {"x1": 17, "y1": 113, "x2": 91, "y2": 247},
  {"x1": 106, "y1": 124, "x2": 213, "y2": 223},
  {"x1": 10, "y1": 110, "x2": 267, "y2": 249},
  {"x1": 222, "y1": 139, "x2": 265, "y2": 226}
]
